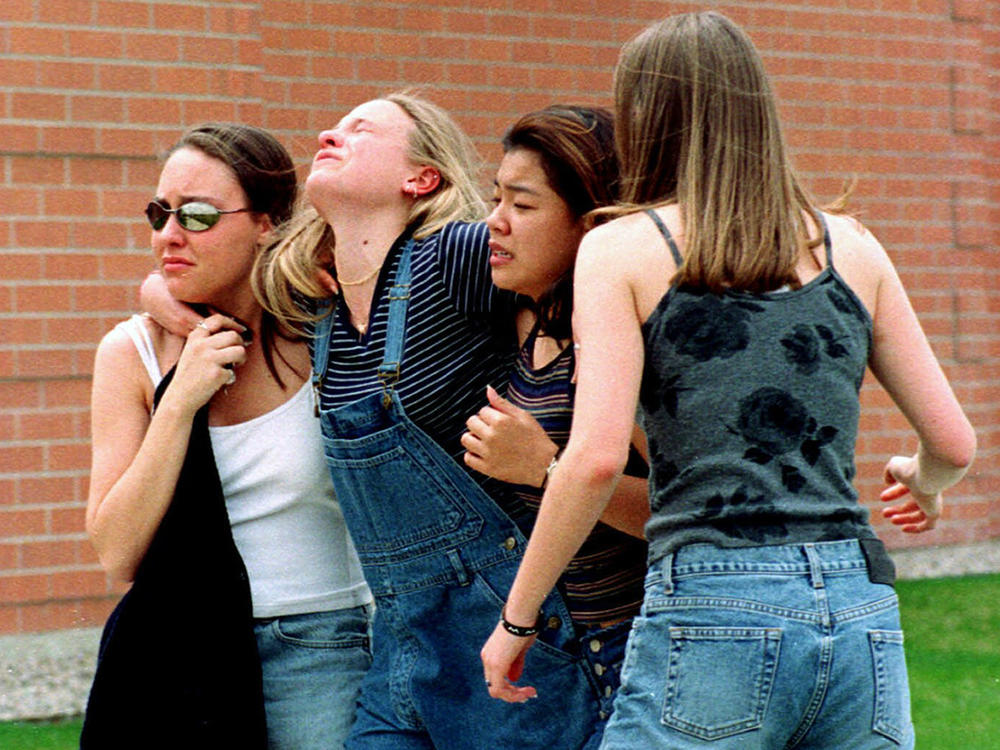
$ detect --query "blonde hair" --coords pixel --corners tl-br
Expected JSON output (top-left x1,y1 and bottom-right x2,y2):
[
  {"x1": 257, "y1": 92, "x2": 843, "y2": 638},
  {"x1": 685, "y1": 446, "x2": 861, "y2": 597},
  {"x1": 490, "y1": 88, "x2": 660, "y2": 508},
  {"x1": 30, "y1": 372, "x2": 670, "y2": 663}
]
[
  {"x1": 610, "y1": 11, "x2": 821, "y2": 293},
  {"x1": 255, "y1": 92, "x2": 486, "y2": 328}
]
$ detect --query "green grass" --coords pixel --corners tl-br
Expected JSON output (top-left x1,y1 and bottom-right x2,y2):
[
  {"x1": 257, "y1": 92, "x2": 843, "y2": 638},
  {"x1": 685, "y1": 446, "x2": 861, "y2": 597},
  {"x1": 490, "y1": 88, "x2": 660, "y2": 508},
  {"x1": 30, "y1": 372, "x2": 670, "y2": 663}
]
[
  {"x1": 897, "y1": 573, "x2": 1000, "y2": 750},
  {"x1": 1, "y1": 574, "x2": 998, "y2": 749},
  {"x1": 0, "y1": 718, "x2": 82, "y2": 749}
]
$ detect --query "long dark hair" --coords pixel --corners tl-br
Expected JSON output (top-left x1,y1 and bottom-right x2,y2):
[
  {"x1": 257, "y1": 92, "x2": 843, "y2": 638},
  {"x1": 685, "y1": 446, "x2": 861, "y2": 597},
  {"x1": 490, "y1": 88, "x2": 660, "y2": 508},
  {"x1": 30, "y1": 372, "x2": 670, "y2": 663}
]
[
  {"x1": 168, "y1": 123, "x2": 300, "y2": 385},
  {"x1": 501, "y1": 105, "x2": 618, "y2": 340}
]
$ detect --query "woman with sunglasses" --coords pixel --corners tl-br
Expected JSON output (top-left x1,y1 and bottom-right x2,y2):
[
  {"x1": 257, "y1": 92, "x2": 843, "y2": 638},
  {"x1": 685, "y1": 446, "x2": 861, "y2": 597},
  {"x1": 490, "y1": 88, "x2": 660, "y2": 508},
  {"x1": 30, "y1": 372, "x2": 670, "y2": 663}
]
[
  {"x1": 83, "y1": 124, "x2": 372, "y2": 750},
  {"x1": 482, "y1": 12, "x2": 976, "y2": 749}
]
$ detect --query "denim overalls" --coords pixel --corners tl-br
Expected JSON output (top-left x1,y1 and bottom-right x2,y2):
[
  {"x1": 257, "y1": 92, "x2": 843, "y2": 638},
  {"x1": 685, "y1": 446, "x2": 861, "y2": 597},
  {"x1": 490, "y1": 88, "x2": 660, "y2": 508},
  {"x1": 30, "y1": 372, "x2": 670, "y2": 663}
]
[{"x1": 312, "y1": 240, "x2": 600, "y2": 749}]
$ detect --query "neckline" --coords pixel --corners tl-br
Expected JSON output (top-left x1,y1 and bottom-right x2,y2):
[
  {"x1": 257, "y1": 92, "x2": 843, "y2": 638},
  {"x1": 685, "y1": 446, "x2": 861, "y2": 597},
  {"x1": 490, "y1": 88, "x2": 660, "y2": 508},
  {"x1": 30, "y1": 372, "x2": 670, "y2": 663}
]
[{"x1": 208, "y1": 380, "x2": 311, "y2": 432}]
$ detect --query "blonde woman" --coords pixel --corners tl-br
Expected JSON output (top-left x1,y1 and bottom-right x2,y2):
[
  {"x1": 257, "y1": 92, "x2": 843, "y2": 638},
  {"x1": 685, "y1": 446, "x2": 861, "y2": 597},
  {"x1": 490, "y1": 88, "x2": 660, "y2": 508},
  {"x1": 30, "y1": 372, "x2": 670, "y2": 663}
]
[{"x1": 483, "y1": 13, "x2": 975, "y2": 750}]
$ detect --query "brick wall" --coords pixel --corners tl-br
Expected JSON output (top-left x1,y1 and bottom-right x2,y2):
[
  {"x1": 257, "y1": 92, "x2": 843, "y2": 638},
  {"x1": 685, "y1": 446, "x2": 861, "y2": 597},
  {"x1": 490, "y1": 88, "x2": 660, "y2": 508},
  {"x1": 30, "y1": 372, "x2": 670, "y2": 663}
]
[{"x1": 1, "y1": 0, "x2": 997, "y2": 635}]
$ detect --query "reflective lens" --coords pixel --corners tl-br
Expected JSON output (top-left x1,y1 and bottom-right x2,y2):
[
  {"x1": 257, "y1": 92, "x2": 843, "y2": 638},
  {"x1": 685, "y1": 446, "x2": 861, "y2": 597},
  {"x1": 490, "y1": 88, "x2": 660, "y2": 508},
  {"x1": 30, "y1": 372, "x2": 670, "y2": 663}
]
[{"x1": 144, "y1": 201, "x2": 249, "y2": 232}]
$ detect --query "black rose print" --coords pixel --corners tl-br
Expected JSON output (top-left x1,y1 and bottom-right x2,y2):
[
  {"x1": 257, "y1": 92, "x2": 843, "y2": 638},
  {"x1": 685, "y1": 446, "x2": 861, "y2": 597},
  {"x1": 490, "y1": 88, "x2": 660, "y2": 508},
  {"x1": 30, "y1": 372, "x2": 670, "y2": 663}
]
[
  {"x1": 663, "y1": 294, "x2": 755, "y2": 362},
  {"x1": 701, "y1": 486, "x2": 790, "y2": 542},
  {"x1": 782, "y1": 324, "x2": 851, "y2": 375},
  {"x1": 736, "y1": 387, "x2": 809, "y2": 455},
  {"x1": 781, "y1": 325, "x2": 821, "y2": 375},
  {"x1": 732, "y1": 387, "x2": 839, "y2": 492}
]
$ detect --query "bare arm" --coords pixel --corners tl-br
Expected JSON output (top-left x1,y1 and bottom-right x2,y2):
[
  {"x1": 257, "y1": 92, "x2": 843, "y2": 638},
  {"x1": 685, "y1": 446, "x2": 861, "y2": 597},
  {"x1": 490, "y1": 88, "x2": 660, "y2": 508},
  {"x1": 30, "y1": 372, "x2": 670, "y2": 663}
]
[
  {"x1": 86, "y1": 316, "x2": 248, "y2": 581},
  {"x1": 139, "y1": 270, "x2": 203, "y2": 336},
  {"x1": 862, "y1": 232, "x2": 976, "y2": 529}
]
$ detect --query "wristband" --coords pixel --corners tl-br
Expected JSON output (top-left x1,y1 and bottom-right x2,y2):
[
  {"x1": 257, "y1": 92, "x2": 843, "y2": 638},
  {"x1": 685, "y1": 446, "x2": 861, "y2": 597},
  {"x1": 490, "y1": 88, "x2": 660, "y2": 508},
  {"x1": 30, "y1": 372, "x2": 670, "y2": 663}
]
[
  {"x1": 540, "y1": 454, "x2": 559, "y2": 489},
  {"x1": 501, "y1": 605, "x2": 541, "y2": 637}
]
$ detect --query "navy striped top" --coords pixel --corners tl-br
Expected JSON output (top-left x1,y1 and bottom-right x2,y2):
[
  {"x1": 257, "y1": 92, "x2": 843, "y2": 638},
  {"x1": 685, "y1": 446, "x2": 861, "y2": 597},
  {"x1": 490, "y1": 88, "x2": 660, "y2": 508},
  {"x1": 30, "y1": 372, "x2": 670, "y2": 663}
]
[
  {"x1": 312, "y1": 222, "x2": 519, "y2": 465},
  {"x1": 506, "y1": 325, "x2": 648, "y2": 625}
]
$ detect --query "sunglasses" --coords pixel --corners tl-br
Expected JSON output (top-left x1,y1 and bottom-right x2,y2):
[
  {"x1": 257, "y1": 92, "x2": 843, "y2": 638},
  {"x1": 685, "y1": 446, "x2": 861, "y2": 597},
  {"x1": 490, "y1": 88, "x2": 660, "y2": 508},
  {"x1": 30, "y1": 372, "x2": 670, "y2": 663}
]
[{"x1": 145, "y1": 200, "x2": 250, "y2": 232}]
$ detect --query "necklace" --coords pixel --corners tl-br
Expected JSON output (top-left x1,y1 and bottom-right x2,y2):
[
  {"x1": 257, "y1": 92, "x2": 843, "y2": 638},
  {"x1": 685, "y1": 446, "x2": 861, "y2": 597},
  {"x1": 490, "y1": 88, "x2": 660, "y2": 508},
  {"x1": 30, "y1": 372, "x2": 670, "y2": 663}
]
[{"x1": 337, "y1": 264, "x2": 382, "y2": 287}]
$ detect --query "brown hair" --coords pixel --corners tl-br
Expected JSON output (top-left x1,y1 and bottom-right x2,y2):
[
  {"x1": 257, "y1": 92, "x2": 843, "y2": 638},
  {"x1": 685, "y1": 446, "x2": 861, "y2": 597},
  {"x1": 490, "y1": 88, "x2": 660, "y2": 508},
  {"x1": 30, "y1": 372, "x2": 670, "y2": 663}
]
[
  {"x1": 169, "y1": 123, "x2": 300, "y2": 384},
  {"x1": 501, "y1": 105, "x2": 618, "y2": 340},
  {"x1": 612, "y1": 11, "x2": 821, "y2": 293}
]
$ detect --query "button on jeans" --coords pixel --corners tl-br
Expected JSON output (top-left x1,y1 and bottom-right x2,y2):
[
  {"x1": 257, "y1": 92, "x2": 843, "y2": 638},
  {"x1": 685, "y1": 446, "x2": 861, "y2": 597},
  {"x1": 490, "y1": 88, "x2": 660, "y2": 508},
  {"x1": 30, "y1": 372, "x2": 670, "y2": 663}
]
[
  {"x1": 254, "y1": 604, "x2": 373, "y2": 750},
  {"x1": 600, "y1": 540, "x2": 914, "y2": 749}
]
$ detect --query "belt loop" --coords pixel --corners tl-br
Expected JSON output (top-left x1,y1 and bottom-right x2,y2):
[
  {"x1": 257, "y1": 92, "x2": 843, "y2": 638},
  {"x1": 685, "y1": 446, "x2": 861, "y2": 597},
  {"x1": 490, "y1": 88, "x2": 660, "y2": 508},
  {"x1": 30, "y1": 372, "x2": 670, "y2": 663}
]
[
  {"x1": 803, "y1": 544, "x2": 824, "y2": 589},
  {"x1": 446, "y1": 549, "x2": 469, "y2": 586},
  {"x1": 661, "y1": 553, "x2": 675, "y2": 594}
]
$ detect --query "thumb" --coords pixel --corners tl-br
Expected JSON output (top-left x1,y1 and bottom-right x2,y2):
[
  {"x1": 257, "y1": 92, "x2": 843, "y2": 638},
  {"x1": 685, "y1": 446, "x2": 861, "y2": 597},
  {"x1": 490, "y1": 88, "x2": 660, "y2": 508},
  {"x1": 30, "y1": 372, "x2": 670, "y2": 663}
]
[
  {"x1": 883, "y1": 455, "x2": 909, "y2": 486},
  {"x1": 317, "y1": 267, "x2": 339, "y2": 296},
  {"x1": 486, "y1": 384, "x2": 520, "y2": 416}
]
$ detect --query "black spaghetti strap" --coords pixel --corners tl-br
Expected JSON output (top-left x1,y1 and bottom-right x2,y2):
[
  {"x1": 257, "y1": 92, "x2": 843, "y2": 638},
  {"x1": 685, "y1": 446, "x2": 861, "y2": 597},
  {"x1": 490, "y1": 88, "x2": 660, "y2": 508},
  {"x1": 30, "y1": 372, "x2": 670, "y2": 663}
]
[
  {"x1": 816, "y1": 211, "x2": 833, "y2": 268},
  {"x1": 644, "y1": 209, "x2": 683, "y2": 266}
]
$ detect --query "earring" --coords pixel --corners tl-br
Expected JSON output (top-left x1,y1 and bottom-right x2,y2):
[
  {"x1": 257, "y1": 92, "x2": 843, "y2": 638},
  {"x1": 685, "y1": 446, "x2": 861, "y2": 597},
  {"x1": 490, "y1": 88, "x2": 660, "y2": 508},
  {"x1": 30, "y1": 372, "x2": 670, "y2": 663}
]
[{"x1": 408, "y1": 185, "x2": 419, "y2": 199}]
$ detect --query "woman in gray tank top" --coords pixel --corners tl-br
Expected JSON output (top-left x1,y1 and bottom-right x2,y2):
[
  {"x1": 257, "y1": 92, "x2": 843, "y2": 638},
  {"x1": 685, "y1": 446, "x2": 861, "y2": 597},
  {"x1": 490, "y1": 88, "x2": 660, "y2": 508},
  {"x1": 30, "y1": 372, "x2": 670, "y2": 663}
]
[{"x1": 483, "y1": 12, "x2": 975, "y2": 750}]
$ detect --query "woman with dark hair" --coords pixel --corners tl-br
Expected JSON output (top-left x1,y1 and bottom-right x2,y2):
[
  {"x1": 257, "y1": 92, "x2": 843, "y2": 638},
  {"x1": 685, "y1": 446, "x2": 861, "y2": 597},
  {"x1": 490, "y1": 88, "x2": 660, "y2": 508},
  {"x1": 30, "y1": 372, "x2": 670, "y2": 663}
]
[
  {"x1": 461, "y1": 105, "x2": 649, "y2": 739},
  {"x1": 83, "y1": 124, "x2": 371, "y2": 750},
  {"x1": 483, "y1": 13, "x2": 975, "y2": 750}
]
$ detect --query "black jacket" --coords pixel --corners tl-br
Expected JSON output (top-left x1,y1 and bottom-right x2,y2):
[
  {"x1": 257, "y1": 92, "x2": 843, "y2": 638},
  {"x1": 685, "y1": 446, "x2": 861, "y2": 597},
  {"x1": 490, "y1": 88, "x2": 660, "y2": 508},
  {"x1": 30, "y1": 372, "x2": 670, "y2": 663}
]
[{"x1": 80, "y1": 367, "x2": 266, "y2": 749}]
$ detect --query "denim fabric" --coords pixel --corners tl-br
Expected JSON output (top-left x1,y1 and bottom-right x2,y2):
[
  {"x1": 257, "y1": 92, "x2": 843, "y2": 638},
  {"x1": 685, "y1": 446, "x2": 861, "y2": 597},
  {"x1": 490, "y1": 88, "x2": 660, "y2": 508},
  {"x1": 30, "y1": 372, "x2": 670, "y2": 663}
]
[
  {"x1": 254, "y1": 604, "x2": 373, "y2": 750},
  {"x1": 577, "y1": 618, "x2": 632, "y2": 750},
  {"x1": 600, "y1": 540, "x2": 914, "y2": 750},
  {"x1": 313, "y1": 240, "x2": 603, "y2": 750}
]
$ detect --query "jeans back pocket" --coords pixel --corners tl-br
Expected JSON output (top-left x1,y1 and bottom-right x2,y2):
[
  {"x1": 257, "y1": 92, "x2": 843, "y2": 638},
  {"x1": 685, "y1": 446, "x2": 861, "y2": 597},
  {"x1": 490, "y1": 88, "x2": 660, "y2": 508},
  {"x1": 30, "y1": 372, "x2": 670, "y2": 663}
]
[
  {"x1": 662, "y1": 627, "x2": 781, "y2": 741},
  {"x1": 869, "y1": 630, "x2": 909, "y2": 745}
]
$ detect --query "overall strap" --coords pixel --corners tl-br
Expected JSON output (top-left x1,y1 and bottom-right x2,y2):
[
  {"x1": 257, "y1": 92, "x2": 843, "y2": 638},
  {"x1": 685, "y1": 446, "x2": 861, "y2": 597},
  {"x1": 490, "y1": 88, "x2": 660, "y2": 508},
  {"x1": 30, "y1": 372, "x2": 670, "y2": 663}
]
[
  {"x1": 310, "y1": 301, "x2": 336, "y2": 417},
  {"x1": 377, "y1": 239, "x2": 415, "y2": 407},
  {"x1": 644, "y1": 208, "x2": 683, "y2": 266}
]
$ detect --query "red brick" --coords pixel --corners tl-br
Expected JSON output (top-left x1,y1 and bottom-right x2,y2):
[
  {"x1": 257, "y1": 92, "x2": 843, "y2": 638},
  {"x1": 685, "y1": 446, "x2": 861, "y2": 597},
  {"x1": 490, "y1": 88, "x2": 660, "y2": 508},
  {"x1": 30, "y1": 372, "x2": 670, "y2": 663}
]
[
  {"x1": 0, "y1": 574, "x2": 50, "y2": 604},
  {"x1": 52, "y1": 569, "x2": 109, "y2": 599},
  {"x1": 47, "y1": 442, "x2": 91, "y2": 472},
  {"x1": 151, "y1": 2, "x2": 208, "y2": 31},
  {"x1": 8, "y1": 25, "x2": 66, "y2": 56},
  {"x1": 66, "y1": 29, "x2": 124, "y2": 58},
  {"x1": 11, "y1": 92, "x2": 68, "y2": 122},
  {"x1": 21, "y1": 541, "x2": 79, "y2": 570},
  {"x1": 0, "y1": 480, "x2": 15, "y2": 506},
  {"x1": 0, "y1": 544, "x2": 18, "y2": 571},
  {"x1": 18, "y1": 476, "x2": 78, "y2": 505},
  {"x1": 51, "y1": 506, "x2": 88, "y2": 535},
  {"x1": 0, "y1": 57, "x2": 38, "y2": 87}
]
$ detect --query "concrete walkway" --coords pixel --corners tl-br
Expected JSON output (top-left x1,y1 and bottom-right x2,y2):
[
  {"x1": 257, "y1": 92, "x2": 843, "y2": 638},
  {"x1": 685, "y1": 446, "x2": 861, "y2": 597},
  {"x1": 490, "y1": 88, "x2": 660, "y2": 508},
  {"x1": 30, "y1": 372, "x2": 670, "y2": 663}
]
[{"x1": 3, "y1": 539, "x2": 999, "y2": 722}]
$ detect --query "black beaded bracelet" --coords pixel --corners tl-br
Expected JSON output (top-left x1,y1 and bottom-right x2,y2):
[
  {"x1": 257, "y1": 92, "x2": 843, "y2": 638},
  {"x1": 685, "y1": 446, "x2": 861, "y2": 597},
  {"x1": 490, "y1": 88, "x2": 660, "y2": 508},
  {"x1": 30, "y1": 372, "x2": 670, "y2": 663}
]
[{"x1": 501, "y1": 605, "x2": 541, "y2": 638}]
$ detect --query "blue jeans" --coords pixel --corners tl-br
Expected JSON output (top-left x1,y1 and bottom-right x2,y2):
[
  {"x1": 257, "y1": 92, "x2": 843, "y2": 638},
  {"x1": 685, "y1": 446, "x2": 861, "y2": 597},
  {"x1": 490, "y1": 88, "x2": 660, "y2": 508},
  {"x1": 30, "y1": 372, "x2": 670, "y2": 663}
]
[
  {"x1": 601, "y1": 540, "x2": 914, "y2": 749},
  {"x1": 254, "y1": 604, "x2": 373, "y2": 750}
]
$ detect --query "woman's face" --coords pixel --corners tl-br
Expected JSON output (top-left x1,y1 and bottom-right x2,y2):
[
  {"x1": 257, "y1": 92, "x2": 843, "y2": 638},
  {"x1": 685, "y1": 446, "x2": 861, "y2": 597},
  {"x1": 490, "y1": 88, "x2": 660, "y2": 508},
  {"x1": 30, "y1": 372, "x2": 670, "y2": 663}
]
[
  {"x1": 151, "y1": 146, "x2": 268, "y2": 308},
  {"x1": 307, "y1": 99, "x2": 418, "y2": 213},
  {"x1": 486, "y1": 148, "x2": 583, "y2": 301}
]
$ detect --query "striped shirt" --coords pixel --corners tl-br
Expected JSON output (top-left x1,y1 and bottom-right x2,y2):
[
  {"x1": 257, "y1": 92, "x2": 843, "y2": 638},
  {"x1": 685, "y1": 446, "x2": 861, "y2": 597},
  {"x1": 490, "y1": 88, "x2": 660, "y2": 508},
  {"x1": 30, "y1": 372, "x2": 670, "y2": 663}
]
[
  {"x1": 312, "y1": 222, "x2": 518, "y2": 466},
  {"x1": 507, "y1": 325, "x2": 648, "y2": 625}
]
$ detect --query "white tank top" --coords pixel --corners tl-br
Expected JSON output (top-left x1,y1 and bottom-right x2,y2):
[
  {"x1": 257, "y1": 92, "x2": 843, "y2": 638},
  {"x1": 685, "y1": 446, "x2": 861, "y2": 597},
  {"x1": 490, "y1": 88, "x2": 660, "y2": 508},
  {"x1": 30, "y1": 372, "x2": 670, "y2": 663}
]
[{"x1": 115, "y1": 315, "x2": 371, "y2": 618}]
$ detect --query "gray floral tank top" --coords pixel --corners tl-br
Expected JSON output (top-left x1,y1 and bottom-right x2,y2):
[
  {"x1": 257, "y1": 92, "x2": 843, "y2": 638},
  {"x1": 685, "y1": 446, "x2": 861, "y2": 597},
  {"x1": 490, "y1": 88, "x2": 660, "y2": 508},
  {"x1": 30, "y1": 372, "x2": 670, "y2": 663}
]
[{"x1": 639, "y1": 210, "x2": 876, "y2": 563}]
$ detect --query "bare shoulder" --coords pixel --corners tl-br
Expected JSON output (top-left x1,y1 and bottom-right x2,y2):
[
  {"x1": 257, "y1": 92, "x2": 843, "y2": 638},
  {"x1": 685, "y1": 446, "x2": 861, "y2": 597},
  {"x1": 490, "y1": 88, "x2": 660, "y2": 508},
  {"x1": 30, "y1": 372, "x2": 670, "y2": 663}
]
[
  {"x1": 823, "y1": 212, "x2": 893, "y2": 274},
  {"x1": 93, "y1": 317, "x2": 179, "y2": 405},
  {"x1": 821, "y1": 211, "x2": 898, "y2": 316},
  {"x1": 581, "y1": 209, "x2": 676, "y2": 272}
]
